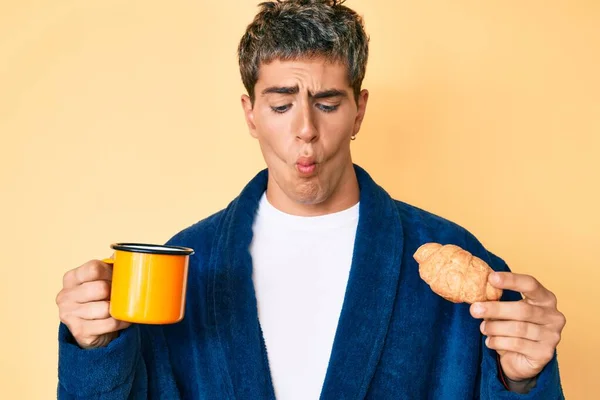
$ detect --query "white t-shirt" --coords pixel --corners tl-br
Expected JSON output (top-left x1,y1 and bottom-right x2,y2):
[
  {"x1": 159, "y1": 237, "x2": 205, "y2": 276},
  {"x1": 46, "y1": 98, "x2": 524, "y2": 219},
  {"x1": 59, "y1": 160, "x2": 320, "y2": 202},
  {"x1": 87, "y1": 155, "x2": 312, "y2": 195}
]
[{"x1": 249, "y1": 192, "x2": 359, "y2": 399}]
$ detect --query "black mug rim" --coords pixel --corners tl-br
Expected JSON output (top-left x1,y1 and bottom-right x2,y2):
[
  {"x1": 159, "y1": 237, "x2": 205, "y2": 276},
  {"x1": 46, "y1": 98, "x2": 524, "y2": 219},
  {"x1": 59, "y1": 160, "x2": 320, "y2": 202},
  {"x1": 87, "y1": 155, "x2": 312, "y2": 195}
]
[{"x1": 110, "y1": 243, "x2": 195, "y2": 256}]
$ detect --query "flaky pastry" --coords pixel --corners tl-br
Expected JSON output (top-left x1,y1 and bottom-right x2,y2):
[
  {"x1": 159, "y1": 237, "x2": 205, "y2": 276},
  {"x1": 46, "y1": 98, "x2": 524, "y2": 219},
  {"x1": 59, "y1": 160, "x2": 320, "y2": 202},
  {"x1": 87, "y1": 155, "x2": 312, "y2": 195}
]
[{"x1": 413, "y1": 243, "x2": 502, "y2": 304}]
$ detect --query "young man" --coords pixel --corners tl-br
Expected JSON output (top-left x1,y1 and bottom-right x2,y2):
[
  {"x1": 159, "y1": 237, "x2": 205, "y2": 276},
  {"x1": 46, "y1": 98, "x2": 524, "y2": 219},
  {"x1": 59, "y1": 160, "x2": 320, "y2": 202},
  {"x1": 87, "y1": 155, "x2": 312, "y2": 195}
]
[{"x1": 56, "y1": 1, "x2": 566, "y2": 398}]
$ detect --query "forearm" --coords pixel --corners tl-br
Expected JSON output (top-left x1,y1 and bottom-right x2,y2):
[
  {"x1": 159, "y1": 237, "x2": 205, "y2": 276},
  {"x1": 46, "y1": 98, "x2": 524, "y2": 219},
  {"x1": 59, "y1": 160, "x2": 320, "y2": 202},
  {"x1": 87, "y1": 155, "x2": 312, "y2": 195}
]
[{"x1": 57, "y1": 323, "x2": 143, "y2": 399}]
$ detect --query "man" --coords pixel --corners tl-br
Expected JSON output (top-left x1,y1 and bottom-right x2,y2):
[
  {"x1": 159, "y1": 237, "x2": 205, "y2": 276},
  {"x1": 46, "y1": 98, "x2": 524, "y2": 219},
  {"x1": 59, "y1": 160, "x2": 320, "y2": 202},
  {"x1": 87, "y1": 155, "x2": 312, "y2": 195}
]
[{"x1": 55, "y1": 1, "x2": 566, "y2": 398}]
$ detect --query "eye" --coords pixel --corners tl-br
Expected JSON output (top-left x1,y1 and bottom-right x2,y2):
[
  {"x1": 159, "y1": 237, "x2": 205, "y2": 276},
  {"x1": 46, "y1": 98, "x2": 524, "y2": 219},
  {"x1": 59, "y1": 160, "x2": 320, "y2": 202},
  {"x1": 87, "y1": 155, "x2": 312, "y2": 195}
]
[
  {"x1": 270, "y1": 104, "x2": 291, "y2": 114},
  {"x1": 316, "y1": 103, "x2": 340, "y2": 113}
]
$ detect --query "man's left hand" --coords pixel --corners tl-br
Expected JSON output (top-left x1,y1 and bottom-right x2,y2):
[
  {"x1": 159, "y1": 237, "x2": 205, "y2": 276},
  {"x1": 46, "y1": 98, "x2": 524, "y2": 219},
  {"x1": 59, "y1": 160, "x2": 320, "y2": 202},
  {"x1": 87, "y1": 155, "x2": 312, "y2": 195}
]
[{"x1": 470, "y1": 272, "x2": 566, "y2": 381}]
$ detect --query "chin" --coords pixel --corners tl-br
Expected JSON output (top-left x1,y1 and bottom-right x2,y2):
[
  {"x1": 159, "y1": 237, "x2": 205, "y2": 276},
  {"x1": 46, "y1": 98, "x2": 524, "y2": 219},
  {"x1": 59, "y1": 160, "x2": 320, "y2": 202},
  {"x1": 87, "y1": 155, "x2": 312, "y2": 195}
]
[
  {"x1": 289, "y1": 183, "x2": 326, "y2": 205},
  {"x1": 293, "y1": 195, "x2": 324, "y2": 206}
]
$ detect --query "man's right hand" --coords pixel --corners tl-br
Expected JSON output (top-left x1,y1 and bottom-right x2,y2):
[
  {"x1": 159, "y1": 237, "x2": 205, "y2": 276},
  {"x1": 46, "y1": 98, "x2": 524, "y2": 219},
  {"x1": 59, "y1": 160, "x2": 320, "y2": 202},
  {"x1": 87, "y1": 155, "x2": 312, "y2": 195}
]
[{"x1": 56, "y1": 259, "x2": 131, "y2": 349}]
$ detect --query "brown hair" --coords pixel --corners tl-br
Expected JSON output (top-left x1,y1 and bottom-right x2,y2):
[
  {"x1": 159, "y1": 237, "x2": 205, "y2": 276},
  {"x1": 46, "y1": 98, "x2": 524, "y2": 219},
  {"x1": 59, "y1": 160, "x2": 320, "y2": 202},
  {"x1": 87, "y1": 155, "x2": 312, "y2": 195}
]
[{"x1": 238, "y1": 0, "x2": 369, "y2": 104}]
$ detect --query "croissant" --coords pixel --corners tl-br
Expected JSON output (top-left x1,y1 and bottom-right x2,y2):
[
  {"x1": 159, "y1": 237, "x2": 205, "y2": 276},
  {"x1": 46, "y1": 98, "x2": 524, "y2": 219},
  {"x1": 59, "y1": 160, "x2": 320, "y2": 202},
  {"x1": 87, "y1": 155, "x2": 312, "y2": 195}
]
[{"x1": 413, "y1": 243, "x2": 502, "y2": 304}]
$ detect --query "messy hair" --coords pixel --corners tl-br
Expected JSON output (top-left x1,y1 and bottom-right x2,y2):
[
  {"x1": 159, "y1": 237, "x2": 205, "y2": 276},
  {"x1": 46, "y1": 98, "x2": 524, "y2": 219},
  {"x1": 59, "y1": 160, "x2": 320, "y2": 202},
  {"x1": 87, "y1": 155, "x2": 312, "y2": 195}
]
[{"x1": 238, "y1": 0, "x2": 369, "y2": 104}]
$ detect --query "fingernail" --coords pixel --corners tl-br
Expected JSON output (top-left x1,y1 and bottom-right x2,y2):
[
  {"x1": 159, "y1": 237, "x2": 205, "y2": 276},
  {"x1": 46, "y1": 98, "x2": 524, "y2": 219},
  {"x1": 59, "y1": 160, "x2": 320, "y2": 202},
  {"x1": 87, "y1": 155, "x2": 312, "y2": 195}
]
[
  {"x1": 473, "y1": 303, "x2": 485, "y2": 316},
  {"x1": 485, "y1": 337, "x2": 490, "y2": 347},
  {"x1": 490, "y1": 272, "x2": 500, "y2": 284},
  {"x1": 480, "y1": 321, "x2": 486, "y2": 333}
]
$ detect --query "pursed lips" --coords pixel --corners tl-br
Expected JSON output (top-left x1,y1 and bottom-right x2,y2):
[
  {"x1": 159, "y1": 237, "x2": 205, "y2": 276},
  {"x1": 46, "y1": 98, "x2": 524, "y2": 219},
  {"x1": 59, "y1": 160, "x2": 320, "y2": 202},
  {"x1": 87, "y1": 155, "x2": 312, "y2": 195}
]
[{"x1": 295, "y1": 157, "x2": 317, "y2": 176}]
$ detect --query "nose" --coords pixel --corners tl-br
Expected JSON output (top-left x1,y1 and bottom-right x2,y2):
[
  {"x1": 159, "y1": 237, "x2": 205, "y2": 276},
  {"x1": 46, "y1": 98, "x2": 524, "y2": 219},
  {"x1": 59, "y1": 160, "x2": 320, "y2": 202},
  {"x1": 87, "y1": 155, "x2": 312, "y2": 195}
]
[{"x1": 295, "y1": 104, "x2": 318, "y2": 143}]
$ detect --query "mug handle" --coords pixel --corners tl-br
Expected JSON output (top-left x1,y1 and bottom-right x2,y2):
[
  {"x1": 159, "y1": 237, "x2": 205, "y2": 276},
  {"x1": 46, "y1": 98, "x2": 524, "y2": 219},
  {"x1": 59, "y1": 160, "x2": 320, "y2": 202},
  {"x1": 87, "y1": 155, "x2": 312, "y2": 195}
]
[{"x1": 102, "y1": 258, "x2": 114, "y2": 265}]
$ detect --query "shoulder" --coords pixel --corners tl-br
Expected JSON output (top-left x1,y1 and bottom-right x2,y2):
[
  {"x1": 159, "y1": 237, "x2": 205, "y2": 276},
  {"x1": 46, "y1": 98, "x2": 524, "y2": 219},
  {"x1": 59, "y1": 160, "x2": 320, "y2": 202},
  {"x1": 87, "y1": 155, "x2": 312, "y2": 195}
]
[
  {"x1": 392, "y1": 199, "x2": 511, "y2": 273},
  {"x1": 163, "y1": 206, "x2": 228, "y2": 262},
  {"x1": 393, "y1": 199, "x2": 471, "y2": 242}
]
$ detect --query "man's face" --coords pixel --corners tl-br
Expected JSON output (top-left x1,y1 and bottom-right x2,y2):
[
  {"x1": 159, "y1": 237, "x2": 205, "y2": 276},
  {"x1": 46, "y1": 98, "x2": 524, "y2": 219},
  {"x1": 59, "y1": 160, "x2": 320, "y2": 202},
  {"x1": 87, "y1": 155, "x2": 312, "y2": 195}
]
[{"x1": 241, "y1": 57, "x2": 368, "y2": 210}]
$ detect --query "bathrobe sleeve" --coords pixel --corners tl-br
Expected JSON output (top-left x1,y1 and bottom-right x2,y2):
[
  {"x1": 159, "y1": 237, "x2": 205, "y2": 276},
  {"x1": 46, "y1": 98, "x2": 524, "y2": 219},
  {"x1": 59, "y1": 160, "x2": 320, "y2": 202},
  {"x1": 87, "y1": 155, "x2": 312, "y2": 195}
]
[
  {"x1": 57, "y1": 320, "x2": 182, "y2": 399},
  {"x1": 478, "y1": 251, "x2": 565, "y2": 399},
  {"x1": 57, "y1": 322, "x2": 147, "y2": 399}
]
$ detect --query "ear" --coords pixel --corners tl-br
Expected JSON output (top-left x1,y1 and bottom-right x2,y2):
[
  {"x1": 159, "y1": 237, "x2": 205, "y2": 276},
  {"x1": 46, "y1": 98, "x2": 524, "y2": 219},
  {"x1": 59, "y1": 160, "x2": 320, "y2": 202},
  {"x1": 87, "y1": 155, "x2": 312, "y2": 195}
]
[
  {"x1": 241, "y1": 94, "x2": 258, "y2": 139},
  {"x1": 352, "y1": 89, "x2": 369, "y2": 136}
]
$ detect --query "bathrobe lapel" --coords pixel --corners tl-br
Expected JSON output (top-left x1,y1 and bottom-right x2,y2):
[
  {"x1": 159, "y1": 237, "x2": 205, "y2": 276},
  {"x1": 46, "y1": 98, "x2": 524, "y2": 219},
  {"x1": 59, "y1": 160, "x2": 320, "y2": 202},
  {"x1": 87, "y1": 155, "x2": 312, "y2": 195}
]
[
  {"x1": 207, "y1": 165, "x2": 404, "y2": 399},
  {"x1": 206, "y1": 168, "x2": 275, "y2": 399},
  {"x1": 319, "y1": 166, "x2": 404, "y2": 398}
]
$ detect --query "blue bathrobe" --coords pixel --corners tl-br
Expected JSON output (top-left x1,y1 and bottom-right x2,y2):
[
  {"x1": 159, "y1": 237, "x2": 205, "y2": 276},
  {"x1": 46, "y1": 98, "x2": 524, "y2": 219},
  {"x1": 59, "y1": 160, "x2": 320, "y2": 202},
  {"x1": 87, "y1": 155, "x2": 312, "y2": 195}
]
[{"x1": 57, "y1": 165, "x2": 564, "y2": 399}]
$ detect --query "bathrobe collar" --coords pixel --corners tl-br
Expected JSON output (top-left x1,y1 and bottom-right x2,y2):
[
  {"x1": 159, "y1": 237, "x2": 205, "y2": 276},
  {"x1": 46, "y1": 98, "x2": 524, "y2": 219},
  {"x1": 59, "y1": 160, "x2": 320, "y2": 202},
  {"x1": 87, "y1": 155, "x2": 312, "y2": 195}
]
[{"x1": 207, "y1": 164, "x2": 404, "y2": 398}]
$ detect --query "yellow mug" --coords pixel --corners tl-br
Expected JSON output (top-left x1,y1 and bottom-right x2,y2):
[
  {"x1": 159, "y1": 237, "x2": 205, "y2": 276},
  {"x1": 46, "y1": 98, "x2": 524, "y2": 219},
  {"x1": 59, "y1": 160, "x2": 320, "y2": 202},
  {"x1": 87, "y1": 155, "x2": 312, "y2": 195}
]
[{"x1": 103, "y1": 243, "x2": 194, "y2": 324}]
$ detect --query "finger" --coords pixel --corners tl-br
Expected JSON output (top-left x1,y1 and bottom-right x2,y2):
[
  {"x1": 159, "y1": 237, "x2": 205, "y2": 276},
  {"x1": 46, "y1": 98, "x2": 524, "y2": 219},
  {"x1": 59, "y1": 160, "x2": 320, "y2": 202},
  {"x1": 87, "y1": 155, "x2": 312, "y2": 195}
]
[
  {"x1": 73, "y1": 301, "x2": 111, "y2": 320},
  {"x1": 488, "y1": 272, "x2": 555, "y2": 305},
  {"x1": 481, "y1": 320, "x2": 545, "y2": 342},
  {"x1": 63, "y1": 260, "x2": 113, "y2": 289},
  {"x1": 470, "y1": 301, "x2": 548, "y2": 324},
  {"x1": 85, "y1": 318, "x2": 131, "y2": 337},
  {"x1": 71, "y1": 280, "x2": 112, "y2": 303},
  {"x1": 69, "y1": 318, "x2": 131, "y2": 343},
  {"x1": 485, "y1": 336, "x2": 554, "y2": 362}
]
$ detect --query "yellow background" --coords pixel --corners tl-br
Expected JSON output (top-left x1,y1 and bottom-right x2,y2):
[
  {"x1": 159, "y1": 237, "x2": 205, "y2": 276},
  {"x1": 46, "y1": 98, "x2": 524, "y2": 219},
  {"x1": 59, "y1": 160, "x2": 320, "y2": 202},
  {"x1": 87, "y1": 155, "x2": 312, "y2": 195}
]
[{"x1": 1, "y1": 1, "x2": 598, "y2": 398}]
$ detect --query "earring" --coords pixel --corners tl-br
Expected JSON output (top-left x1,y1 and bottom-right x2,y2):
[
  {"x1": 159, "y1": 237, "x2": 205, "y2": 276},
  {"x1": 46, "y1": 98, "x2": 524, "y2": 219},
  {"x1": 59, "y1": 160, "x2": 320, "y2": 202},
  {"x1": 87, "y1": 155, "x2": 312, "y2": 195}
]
[{"x1": 350, "y1": 135, "x2": 357, "y2": 141}]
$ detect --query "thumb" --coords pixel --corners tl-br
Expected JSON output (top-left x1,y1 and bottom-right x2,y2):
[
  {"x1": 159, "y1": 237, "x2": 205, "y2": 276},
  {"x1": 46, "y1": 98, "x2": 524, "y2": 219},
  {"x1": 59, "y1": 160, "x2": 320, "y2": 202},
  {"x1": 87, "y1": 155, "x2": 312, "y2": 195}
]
[{"x1": 116, "y1": 320, "x2": 132, "y2": 331}]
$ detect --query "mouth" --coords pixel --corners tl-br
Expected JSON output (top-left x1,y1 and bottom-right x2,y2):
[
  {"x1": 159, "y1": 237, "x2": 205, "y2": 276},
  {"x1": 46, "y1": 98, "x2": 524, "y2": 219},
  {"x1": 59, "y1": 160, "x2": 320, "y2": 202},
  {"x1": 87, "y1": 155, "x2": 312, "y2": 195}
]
[{"x1": 295, "y1": 157, "x2": 318, "y2": 176}]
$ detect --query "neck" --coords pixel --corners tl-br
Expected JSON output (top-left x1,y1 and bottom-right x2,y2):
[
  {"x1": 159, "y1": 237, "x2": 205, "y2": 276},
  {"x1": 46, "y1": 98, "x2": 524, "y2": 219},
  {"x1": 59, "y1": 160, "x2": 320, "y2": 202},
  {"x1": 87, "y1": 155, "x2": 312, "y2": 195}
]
[{"x1": 265, "y1": 163, "x2": 359, "y2": 217}]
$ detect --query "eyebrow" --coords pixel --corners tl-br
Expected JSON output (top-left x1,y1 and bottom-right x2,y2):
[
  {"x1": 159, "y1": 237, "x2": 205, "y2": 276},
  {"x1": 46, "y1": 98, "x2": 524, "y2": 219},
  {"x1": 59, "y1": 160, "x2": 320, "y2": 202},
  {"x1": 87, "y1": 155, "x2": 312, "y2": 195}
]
[
  {"x1": 261, "y1": 85, "x2": 348, "y2": 99},
  {"x1": 312, "y1": 89, "x2": 348, "y2": 100},
  {"x1": 262, "y1": 86, "x2": 299, "y2": 95}
]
